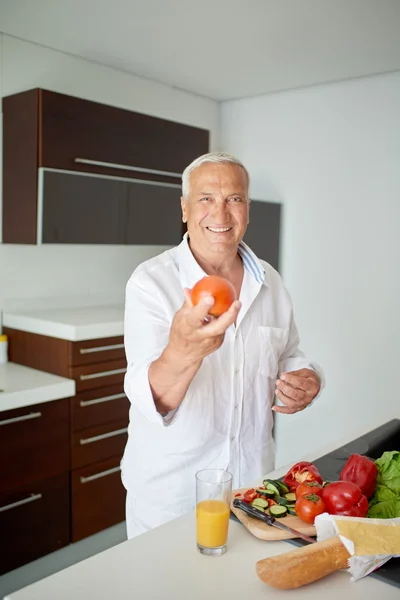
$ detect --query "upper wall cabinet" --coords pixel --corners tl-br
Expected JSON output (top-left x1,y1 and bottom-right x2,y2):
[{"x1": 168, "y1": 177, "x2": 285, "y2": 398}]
[{"x1": 2, "y1": 89, "x2": 209, "y2": 245}]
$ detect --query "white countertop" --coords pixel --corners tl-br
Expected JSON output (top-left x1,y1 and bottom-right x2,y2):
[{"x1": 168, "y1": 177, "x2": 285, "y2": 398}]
[
  {"x1": 0, "y1": 362, "x2": 75, "y2": 412},
  {"x1": 5, "y1": 506, "x2": 398, "y2": 600},
  {"x1": 5, "y1": 415, "x2": 399, "y2": 600},
  {"x1": 2, "y1": 304, "x2": 124, "y2": 341}
]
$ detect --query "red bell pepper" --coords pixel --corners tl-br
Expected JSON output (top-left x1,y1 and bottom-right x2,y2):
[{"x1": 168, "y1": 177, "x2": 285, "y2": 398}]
[
  {"x1": 321, "y1": 481, "x2": 368, "y2": 517},
  {"x1": 339, "y1": 453, "x2": 378, "y2": 498},
  {"x1": 282, "y1": 461, "x2": 323, "y2": 491}
]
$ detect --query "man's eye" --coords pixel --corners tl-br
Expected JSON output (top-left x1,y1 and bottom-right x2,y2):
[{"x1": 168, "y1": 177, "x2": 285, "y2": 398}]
[
  {"x1": 229, "y1": 197, "x2": 243, "y2": 202},
  {"x1": 200, "y1": 197, "x2": 211, "y2": 202}
]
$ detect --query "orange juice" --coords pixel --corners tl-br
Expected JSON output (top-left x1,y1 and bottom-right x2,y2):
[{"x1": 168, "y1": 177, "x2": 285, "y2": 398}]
[{"x1": 196, "y1": 499, "x2": 230, "y2": 548}]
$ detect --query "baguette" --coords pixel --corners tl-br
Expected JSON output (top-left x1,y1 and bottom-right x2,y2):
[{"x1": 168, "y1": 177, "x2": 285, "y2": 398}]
[{"x1": 256, "y1": 536, "x2": 351, "y2": 589}]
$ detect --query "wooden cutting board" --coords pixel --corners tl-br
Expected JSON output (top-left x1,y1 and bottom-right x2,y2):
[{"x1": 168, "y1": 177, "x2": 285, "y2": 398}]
[{"x1": 230, "y1": 488, "x2": 316, "y2": 541}]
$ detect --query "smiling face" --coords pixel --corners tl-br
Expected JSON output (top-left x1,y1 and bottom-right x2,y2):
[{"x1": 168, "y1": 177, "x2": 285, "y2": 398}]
[{"x1": 181, "y1": 162, "x2": 250, "y2": 259}]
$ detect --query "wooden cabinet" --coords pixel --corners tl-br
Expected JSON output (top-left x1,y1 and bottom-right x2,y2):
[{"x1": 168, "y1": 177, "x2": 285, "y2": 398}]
[
  {"x1": 0, "y1": 401, "x2": 70, "y2": 574},
  {"x1": 0, "y1": 400, "x2": 70, "y2": 494},
  {"x1": 4, "y1": 327, "x2": 130, "y2": 549},
  {"x1": 243, "y1": 200, "x2": 282, "y2": 272},
  {"x1": 2, "y1": 88, "x2": 209, "y2": 245}
]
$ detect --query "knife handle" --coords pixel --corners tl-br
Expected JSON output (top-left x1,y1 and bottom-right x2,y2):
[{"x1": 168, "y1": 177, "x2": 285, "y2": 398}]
[{"x1": 232, "y1": 498, "x2": 275, "y2": 525}]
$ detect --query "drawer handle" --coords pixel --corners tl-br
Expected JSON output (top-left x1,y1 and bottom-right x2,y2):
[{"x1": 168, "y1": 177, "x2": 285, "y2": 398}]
[
  {"x1": 80, "y1": 466, "x2": 121, "y2": 484},
  {"x1": 79, "y1": 367, "x2": 126, "y2": 381},
  {"x1": 79, "y1": 343, "x2": 125, "y2": 355},
  {"x1": 0, "y1": 412, "x2": 42, "y2": 427},
  {"x1": 80, "y1": 392, "x2": 126, "y2": 407},
  {"x1": 0, "y1": 493, "x2": 42, "y2": 513},
  {"x1": 74, "y1": 158, "x2": 182, "y2": 179},
  {"x1": 79, "y1": 427, "x2": 128, "y2": 445}
]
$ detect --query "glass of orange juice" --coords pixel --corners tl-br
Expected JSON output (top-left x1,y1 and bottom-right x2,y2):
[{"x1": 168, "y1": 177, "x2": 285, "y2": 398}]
[{"x1": 196, "y1": 468, "x2": 232, "y2": 556}]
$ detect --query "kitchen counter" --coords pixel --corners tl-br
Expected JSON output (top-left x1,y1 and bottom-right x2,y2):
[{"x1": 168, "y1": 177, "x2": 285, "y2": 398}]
[
  {"x1": 5, "y1": 415, "x2": 399, "y2": 600},
  {"x1": 0, "y1": 362, "x2": 75, "y2": 412},
  {"x1": 2, "y1": 304, "x2": 124, "y2": 341}
]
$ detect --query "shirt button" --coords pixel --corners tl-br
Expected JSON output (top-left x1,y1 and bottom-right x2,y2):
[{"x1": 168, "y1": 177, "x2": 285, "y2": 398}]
[
  {"x1": 231, "y1": 436, "x2": 235, "y2": 442},
  {"x1": 235, "y1": 404, "x2": 239, "y2": 409},
  {"x1": 235, "y1": 369, "x2": 239, "y2": 375}
]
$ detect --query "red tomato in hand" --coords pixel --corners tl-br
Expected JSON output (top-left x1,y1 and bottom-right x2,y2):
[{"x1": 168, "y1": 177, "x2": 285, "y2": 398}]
[
  {"x1": 295, "y1": 481, "x2": 323, "y2": 499},
  {"x1": 295, "y1": 493, "x2": 326, "y2": 524},
  {"x1": 191, "y1": 276, "x2": 236, "y2": 317}
]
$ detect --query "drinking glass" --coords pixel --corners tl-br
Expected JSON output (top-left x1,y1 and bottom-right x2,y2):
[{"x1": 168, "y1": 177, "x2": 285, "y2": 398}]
[{"x1": 195, "y1": 468, "x2": 232, "y2": 556}]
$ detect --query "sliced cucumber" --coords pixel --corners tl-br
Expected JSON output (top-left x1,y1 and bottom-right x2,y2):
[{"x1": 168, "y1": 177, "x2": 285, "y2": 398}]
[
  {"x1": 251, "y1": 497, "x2": 269, "y2": 510},
  {"x1": 276, "y1": 480, "x2": 290, "y2": 495},
  {"x1": 256, "y1": 488, "x2": 274, "y2": 499},
  {"x1": 269, "y1": 505, "x2": 287, "y2": 518},
  {"x1": 284, "y1": 492, "x2": 297, "y2": 503},
  {"x1": 275, "y1": 495, "x2": 292, "y2": 507},
  {"x1": 287, "y1": 505, "x2": 297, "y2": 516},
  {"x1": 263, "y1": 481, "x2": 281, "y2": 496}
]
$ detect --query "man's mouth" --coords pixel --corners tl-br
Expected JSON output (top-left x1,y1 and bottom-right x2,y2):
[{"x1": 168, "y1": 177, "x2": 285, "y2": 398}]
[{"x1": 206, "y1": 226, "x2": 232, "y2": 233}]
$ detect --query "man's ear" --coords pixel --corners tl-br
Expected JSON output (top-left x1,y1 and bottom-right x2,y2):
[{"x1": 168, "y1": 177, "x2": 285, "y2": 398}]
[{"x1": 181, "y1": 196, "x2": 187, "y2": 223}]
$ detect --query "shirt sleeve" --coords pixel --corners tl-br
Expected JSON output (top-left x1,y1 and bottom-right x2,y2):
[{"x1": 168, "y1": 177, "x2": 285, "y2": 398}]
[
  {"x1": 278, "y1": 289, "x2": 326, "y2": 403},
  {"x1": 123, "y1": 272, "x2": 178, "y2": 426}
]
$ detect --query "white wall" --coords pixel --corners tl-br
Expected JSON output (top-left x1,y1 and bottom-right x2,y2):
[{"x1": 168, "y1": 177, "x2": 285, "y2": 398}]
[
  {"x1": 0, "y1": 34, "x2": 219, "y2": 314},
  {"x1": 221, "y1": 71, "x2": 400, "y2": 468}
]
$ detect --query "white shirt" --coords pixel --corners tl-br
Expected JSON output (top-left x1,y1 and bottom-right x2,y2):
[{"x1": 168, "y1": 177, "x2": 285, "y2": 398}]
[{"x1": 121, "y1": 234, "x2": 324, "y2": 538}]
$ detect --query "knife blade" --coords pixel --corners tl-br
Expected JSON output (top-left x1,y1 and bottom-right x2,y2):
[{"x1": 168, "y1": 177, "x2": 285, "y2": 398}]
[{"x1": 232, "y1": 498, "x2": 316, "y2": 544}]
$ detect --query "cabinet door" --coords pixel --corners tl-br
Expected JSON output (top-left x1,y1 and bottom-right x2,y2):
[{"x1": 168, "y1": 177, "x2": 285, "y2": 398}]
[
  {"x1": 125, "y1": 180, "x2": 183, "y2": 245},
  {"x1": 41, "y1": 170, "x2": 127, "y2": 244},
  {"x1": 0, "y1": 399, "x2": 70, "y2": 493},
  {"x1": 40, "y1": 89, "x2": 209, "y2": 177},
  {"x1": 71, "y1": 456, "x2": 126, "y2": 542},
  {"x1": 243, "y1": 200, "x2": 282, "y2": 271},
  {"x1": 0, "y1": 473, "x2": 70, "y2": 575}
]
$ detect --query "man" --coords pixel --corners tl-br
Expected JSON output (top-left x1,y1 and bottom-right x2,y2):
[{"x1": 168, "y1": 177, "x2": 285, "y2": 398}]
[{"x1": 121, "y1": 152, "x2": 324, "y2": 539}]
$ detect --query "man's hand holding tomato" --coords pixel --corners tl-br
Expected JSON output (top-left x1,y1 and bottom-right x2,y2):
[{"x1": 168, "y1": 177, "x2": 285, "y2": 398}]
[
  {"x1": 168, "y1": 288, "x2": 241, "y2": 365},
  {"x1": 273, "y1": 368, "x2": 321, "y2": 414}
]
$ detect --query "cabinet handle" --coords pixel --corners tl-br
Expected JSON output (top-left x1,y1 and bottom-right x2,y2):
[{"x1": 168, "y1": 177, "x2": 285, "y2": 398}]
[
  {"x1": 0, "y1": 493, "x2": 42, "y2": 513},
  {"x1": 80, "y1": 392, "x2": 126, "y2": 407},
  {"x1": 80, "y1": 466, "x2": 121, "y2": 484},
  {"x1": 74, "y1": 158, "x2": 182, "y2": 179},
  {"x1": 79, "y1": 367, "x2": 126, "y2": 381},
  {"x1": 79, "y1": 343, "x2": 124, "y2": 355},
  {"x1": 79, "y1": 427, "x2": 128, "y2": 445},
  {"x1": 0, "y1": 412, "x2": 42, "y2": 427}
]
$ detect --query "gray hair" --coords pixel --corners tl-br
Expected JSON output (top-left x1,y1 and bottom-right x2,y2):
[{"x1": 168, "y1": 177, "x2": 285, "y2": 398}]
[{"x1": 181, "y1": 152, "x2": 250, "y2": 200}]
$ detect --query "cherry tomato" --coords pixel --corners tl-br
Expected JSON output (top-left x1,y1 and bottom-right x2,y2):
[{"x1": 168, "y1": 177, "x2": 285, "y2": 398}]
[
  {"x1": 191, "y1": 275, "x2": 236, "y2": 317},
  {"x1": 296, "y1": 481, "x2": 323, "y2": 499},
  {"x1": 295, "y1": 493, "x2": 326, "y2": 524}
]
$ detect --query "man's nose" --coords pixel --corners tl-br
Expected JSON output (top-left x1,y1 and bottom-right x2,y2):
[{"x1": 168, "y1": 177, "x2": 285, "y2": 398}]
[{"x1": 211, "y1": 201, "x2": 229, "y2": 222}]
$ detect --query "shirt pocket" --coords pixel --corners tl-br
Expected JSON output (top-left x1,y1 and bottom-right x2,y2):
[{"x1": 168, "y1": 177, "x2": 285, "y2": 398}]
[{"x1": 258, "y1": 326, "x2": 290, "y2": 377}]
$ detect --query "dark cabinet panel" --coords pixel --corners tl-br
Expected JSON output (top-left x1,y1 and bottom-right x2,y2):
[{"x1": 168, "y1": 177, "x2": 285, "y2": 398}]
[
  {"x1": 71, "y1": 384, "x2": 129, "y2": 432},
  {"x1": 71, "y1": 456, "x2": 126, "y2": 542},
  {"x1": 71, "y1": 418, "x2": 128, "y2": 470},
  {"x1": 244, "y1": 200, "x2": 282, "y2": 271},
  {"x1": 40, "y1": 89, "x2": 209, "y2": 176},
  {"x1": 2, "y1": 88, "x2": 209, "y2": 245},
  {"x1": 0, "y1": 399, "x2": 70, "y2": 494},
  {"x1": 42, "y1": 170, "x2": 127, "y2": 244},
  {"x1": 0, "y1": 473, "x2": 70, "y2": 575},
  {"x1": 125, "y1": 180, "x2": 183, "y2": 245}
]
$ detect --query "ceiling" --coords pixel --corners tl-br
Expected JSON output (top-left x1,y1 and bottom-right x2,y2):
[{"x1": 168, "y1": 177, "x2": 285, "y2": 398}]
[{"x1": 0, "y1": 0, "x2": 399, "y2": 101}]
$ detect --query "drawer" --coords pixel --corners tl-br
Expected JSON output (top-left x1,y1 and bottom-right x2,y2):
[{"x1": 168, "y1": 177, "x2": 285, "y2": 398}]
[
  {"x1": 71, "y1": 384, "x2": 130, "y2": 432},
  {"x1": 70, "y1": 336, "x2": 125, "y2": 367},
  {"x1": 69, "y1": 358, "x2": 126, "y2": 392},
  {"x1": 0, "y1": 472, "x2": 70, "y2": 575},
  {"x1": 71, "y1": 418, "x2": 128, "y2": 469},
  {"x1": 0, "y1": 399, "x2": 70, "y2": 493},
  {"x1": 71, "y1": 456, "x2": 126, "y2": 542}
]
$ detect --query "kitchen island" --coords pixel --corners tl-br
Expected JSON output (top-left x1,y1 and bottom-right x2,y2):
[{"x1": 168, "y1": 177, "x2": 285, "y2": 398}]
[{"x1": 5, "y1": 416, "x2": 399, "y2": 600}]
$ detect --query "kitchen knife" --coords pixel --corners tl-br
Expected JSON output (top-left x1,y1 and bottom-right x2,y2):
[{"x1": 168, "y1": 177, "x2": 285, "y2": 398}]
[{"x1": 232, "y1": 498, "x2": 316, "y2": 544}]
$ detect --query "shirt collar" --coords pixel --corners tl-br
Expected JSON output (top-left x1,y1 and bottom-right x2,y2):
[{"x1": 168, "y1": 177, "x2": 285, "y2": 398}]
[{"x1": 176, "y1": 233, "x2": 266, "y2": 289}]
